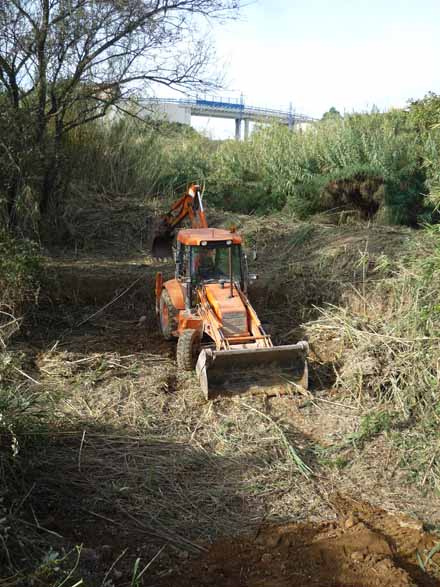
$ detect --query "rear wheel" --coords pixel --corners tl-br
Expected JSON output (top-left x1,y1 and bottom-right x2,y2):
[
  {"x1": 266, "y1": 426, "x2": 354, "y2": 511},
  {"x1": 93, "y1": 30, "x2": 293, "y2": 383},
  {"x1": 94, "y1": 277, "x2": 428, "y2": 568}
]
[
  {"x1": 159, "y1": 289, "x2": 178, "y2": 341},
  {"x1": 177, "y1": 329, "x2": 201, "y2": 371}
]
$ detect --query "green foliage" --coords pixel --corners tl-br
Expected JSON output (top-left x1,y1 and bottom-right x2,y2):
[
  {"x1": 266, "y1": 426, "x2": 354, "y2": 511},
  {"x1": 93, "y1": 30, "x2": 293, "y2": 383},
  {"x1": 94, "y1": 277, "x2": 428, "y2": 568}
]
[
  {"x1": 64, "y1": 118, "x2": 212, "y2": 201},
  {"x1": 346, "y1": 411, "x2": 395, "y2": 449},
  {"x1": 0, "y1": 96, "x2": 42, "y2": 232},
  {"x1": 157, "y1": 128, "x2": 213, "y2": 194},
  {"x1": 156, "y1": 107, "x2": 433, "y2": 225},
  {"x1": 245, "y1": 111, "x2": 432, "y2": 224},
  {"x1": 321, "y1": 106, "x2": 342, "y2": 121},
  {"x1": 0, "y1": 383, "x2": 46, "y2": 449},
  {"x1": 0, "y1": 230, "x2": 40, "y2": 320},
  {"x1": 208, "y1": 139, "x2": 269, "y2": 212},
  {"x1": 39, "y1": 98, "x2": 440, "y2": 227},
  {"x1": 408, "y1": 92, "x2": 440, "y2": 131}
]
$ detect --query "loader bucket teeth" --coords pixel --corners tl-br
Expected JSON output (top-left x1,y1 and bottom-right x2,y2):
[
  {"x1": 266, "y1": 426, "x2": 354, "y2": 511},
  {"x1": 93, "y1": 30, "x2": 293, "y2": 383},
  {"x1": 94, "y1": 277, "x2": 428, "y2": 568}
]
[{"x1": 195, "y1": 342, "x2": 309, "y2": 400}]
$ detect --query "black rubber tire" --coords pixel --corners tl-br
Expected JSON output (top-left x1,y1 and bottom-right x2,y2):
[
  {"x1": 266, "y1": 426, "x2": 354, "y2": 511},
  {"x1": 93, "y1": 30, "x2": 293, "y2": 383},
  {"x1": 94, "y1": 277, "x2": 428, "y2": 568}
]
[
  {"x1": 159, "y1": 289, "x2": 178, "y2": 341},
  {"x1": 177, "y1": 329, "x2": 201, "y2": 371}
]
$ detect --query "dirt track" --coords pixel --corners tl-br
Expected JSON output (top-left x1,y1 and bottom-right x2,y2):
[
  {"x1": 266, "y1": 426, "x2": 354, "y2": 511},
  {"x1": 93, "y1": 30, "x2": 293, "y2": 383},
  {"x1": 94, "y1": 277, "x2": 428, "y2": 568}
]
[{"x1": 11, "y1": 238, "x2": 439, "y2": 586}]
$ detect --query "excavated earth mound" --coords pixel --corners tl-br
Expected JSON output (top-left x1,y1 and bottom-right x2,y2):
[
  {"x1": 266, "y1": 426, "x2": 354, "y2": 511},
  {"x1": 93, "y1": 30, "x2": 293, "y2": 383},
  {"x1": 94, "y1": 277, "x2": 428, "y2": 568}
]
[{"x1": 157, "y1": 499, "x2": 439, "y2": 587}]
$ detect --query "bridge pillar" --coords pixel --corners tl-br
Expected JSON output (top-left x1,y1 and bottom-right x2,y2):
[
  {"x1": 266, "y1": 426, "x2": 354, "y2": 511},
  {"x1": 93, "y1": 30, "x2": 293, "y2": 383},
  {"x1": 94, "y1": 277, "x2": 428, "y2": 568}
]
[
  {"x1": 244, "y1": 119, "x2": 250, "y2": 140},
  {"x1": 288, "y1": 102, "x2": 294, "y2": 130},
  {"x1": 235, "y1": 118, "x2": 241, "y2": 140}
]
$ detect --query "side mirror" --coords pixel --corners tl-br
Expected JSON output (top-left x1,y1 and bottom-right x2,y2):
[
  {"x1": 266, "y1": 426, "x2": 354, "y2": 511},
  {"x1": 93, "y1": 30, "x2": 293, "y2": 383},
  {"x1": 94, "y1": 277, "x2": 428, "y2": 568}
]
[{"x1": 248, "y1": 273, "x2": 258, "y2": 282}]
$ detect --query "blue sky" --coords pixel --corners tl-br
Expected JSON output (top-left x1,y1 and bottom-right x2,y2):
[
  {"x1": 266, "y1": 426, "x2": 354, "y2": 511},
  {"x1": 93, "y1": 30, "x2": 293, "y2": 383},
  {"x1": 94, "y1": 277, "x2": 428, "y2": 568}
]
[{"x1": 189, "y1": 0, "x2": 440, "y2": 137}]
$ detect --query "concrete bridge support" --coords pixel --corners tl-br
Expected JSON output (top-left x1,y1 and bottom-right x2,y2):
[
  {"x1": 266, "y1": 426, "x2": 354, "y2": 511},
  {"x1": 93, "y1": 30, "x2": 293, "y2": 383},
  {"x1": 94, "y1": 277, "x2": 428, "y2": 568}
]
[
  {"x1": 244, "y1": 119, "x2": 250, "y2": 140},
  {"x1": 235, "y1": 118, "x2": 241, "y2": 140}
]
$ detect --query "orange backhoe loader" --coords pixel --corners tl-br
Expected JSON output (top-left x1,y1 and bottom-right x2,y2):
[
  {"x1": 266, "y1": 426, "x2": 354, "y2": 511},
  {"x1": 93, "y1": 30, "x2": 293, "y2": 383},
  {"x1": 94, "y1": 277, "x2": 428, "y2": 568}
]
[{"x1": 152, "y1": 184, "x2": 309, "y2": 399}]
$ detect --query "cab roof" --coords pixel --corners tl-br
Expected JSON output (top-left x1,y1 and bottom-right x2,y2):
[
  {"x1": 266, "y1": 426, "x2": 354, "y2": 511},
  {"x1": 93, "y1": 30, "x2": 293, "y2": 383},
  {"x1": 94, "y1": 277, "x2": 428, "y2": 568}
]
[{"x1": 177, "y1": 228, "x2": 242, "y2": 246}]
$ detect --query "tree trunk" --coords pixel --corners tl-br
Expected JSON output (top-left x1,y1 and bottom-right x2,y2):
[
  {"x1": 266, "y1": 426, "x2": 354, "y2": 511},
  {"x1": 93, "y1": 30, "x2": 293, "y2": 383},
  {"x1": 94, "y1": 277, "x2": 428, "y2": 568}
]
[
  {"x1": 6, "y1": 174, "x2": 19, "y2": 228},
  {"x1": 39, "y1": 157, "x2": 57, "y2": 216},
  {"x1": 39, "y1": 122, "x2": 64, "y2": 216}
]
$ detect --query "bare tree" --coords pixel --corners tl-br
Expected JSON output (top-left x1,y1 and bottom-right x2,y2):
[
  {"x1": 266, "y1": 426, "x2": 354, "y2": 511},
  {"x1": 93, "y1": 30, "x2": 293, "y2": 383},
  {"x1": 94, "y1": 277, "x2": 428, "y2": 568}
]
[{"x1": 0, "y1": 0, "x2": 239, "y2": 221}]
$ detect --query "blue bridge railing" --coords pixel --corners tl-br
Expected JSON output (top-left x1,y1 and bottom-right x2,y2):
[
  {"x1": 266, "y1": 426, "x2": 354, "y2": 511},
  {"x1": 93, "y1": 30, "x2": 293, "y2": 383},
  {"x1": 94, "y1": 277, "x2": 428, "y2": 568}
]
[{"x1": 196, "y1": 98, "x2": 244, "y2": 110}]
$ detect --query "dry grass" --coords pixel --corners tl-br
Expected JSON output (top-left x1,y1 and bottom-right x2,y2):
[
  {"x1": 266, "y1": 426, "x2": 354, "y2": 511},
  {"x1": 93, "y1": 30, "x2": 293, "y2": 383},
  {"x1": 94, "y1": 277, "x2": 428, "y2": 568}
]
[
  {"x1": 1, "y1": 304, "x2": 328, "y2": 583},
  {"x1": 304, "y1": 229, "x2": 440, "y2": 492},
  {"x1": 308, "y1": 304, "x2": 440, "y2": 410},
  {"x1": 3, "y1": 215, "x2": 440, "y2": 584},
  {"x1": 33, "y1": 321, "x2": 324, "y2": 533}
]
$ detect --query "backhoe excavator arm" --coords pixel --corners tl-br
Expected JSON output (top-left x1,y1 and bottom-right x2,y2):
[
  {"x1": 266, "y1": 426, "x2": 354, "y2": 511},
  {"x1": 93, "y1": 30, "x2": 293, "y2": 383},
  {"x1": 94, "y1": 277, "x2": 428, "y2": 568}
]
[
  {"x1": 151, "y1": 184, "x2": 207, "y2": 258},
  {"x1": 161, "y1": 184, "x2": 208, "y2": 230}
]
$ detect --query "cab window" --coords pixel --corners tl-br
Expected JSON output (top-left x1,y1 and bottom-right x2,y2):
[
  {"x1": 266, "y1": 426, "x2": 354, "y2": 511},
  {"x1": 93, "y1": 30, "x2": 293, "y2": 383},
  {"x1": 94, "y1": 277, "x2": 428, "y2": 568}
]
[{"x1": 190, "y1": 244, "x2": 242, "y2": 282}]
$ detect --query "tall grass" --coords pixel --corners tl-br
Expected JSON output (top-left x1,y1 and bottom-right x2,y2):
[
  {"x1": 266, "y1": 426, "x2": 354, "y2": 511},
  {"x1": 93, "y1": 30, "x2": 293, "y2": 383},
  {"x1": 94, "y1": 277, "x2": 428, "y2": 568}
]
[
  {"x1": 88, "y1": 107, "x2": 440, "y2": 224},
  {"x1": 10, "y1": 103, "x2": 435, "y2": 230},
  {"x1": 307, "y1": 226, "x2": 440, "y2": 488},
  {"x1": 3, "y1": 98, "x2": 440, "y2": 236},
  {"x1": 236, "y1": 110, "x2": 433, "y2": 222},
  {"x1": 64, "y1": 118, "x2": 212, "y2": 199}
]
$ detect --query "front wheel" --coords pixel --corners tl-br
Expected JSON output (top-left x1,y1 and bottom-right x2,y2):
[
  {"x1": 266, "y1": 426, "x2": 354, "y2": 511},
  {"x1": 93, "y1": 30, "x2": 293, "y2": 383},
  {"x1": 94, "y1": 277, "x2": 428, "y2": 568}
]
[
  {"x1": 177, "y1": 329, "x2": 201, "y2": 371},
  {"x1": 159, "y1": 289, "x2": 178, "y2": 341}
]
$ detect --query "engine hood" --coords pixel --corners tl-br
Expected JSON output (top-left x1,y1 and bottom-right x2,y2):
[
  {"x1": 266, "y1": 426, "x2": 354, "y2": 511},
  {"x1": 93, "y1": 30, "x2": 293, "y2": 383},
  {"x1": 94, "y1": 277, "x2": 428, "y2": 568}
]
[{"x1": 205, "y1": 283, "x2": 249, "y2": 337}]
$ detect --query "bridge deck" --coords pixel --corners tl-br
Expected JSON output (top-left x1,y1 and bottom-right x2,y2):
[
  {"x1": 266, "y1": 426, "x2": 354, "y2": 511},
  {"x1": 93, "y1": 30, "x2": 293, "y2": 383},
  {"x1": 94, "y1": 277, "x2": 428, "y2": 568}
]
[{"x1": 143, "y1": 97, "x2": 315, "y2": 124}]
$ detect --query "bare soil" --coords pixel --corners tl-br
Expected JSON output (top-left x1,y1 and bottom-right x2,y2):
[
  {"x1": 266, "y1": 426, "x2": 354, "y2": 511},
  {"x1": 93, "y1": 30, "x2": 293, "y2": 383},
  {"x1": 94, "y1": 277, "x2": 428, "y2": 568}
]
[{"x1": 160, "y1": 497, "x2": 439, "y2": 586}]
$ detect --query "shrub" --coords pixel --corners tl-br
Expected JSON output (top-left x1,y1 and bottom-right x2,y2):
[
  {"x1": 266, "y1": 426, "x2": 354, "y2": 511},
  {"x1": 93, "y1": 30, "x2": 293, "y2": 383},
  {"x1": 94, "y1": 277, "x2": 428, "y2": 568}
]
[
  {"x1": 0, "y1": 231, "x2": 40, "y2": 345},
  {"x1": 211, "y1": 107, "x2": 440, "y2": 224},
  {"x1": 36, "y1": 103, "x2": 440, "y2": 225}
]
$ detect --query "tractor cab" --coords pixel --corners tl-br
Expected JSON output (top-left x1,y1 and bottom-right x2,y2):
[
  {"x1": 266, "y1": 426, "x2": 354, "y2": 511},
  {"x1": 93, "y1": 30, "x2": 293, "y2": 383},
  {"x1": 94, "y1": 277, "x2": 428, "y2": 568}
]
[{"x1": 175, "y1": 229, "x2": 247, "y2": 304}]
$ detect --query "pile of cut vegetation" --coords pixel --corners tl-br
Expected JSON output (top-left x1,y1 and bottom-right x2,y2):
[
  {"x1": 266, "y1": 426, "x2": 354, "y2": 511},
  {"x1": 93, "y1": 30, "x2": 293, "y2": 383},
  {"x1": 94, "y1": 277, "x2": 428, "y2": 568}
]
[
  {"x1": 231, "y1": 213, "x2": 414, "y2": 328},
  {"x1": 225, "y1": 215, "x2": 440, "y2": 492},
  {"x1": 303, "y1": 226, "x2": 440, "y2": 489},
  {"x1": 234, "y1": 215, "x2": 439, "y2": 495}
]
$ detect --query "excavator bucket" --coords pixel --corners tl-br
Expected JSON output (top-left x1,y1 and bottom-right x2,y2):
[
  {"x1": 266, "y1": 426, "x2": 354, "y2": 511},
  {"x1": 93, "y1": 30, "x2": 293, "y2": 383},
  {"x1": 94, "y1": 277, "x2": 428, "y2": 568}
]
[
  {"x1": 195, "y1": 341, "x2": 309, "y2": 400},
  {"x1": 149, "y1": 218, "x2": 174, "y2": 259},
  {"x1": 152, "y1": 234, "x2": 174, "y2": 259}
]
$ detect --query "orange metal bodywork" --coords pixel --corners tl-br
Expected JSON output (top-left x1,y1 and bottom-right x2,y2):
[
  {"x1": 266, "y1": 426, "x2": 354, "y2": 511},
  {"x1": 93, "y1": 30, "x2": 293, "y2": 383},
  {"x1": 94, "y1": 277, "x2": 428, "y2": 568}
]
[
  {"x1": 196, "y1": 284, "x2": 272, "y2": 351},
  {"x1": 152, "y1": 184, "x2": 309, "y2": 397},
  {"x1": 164, "y1": 278, "x2": 185, "y2": 310},
  {"x1": 157, "y1": 277, "x2": 269, "y2": 349},
  {"x1": 178, "y1": 228, "x2": 242, "y2": 246},
  {"x1": 154, "y1": 183, "x2": 267, "y2": 349},
  {"x1": 177, "y1": 312, "x2": 203, "y2": 335},
  {"x1": 161, "y1": 277, "x2": 203, "y2": 336},
  {"x1": 160, "y1": 184, "x2": 208, "y2": 233},
  {"x1": 205, "y1": 283, "x2": 248, "y2": 336}
]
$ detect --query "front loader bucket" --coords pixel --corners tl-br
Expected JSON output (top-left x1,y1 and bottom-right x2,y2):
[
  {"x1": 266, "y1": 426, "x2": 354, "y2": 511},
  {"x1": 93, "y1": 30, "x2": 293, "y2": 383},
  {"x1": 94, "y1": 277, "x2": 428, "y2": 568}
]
[{"x1": 195, "y1": 341, "x2": 309, "y2": 400}]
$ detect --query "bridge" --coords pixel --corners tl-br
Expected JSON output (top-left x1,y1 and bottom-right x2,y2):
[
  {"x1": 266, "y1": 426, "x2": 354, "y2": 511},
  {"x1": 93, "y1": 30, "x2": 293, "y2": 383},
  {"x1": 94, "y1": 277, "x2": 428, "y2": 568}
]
[{"x1": 140, "y1": 96, "x2": 316, "y2": 139}]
